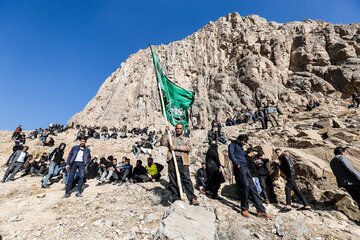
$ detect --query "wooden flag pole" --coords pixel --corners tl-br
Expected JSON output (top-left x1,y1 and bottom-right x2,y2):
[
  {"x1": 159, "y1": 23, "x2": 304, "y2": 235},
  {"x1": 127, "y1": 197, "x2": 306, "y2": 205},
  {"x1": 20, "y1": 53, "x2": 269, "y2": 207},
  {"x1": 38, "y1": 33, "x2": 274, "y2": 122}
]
[{"x1": 157, "y1": 81, "x2": 185, "y2": 201}]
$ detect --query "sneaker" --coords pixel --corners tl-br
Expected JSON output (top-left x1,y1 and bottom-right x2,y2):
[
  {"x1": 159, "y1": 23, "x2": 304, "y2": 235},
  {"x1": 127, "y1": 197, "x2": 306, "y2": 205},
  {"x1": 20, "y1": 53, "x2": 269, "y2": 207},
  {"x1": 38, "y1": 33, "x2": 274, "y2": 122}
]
[
  {"x1": 75, "y1": 192, "x2": 83, "y2": 197},
  {"x1": 257, "y1": 212, "x2": 274, "y2": 219},
  {"x1": 62, "y1": 193, "x2": 70, "y2": 199},
  {"x1": 41, "y1": 185, "x2": 50, "y2": 189},
  {"x1": 96, "y1": 182, "x2": 102, "y2": 186},
  {"x1": 1, "y1": 179, "x2": 5, "y2": 183},
  {"x1": 241, "y1": 210, "x2": 250, "y2": 218},
  {"x1": 118, "y1": 181, "x2": 124, "y2": 186}
]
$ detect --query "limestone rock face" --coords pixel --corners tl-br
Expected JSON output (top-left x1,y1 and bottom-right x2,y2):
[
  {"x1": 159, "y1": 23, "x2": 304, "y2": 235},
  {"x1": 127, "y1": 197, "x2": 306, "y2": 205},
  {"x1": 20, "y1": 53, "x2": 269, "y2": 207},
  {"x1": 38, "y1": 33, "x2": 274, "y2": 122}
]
[{"x1": 69, "y1": 13, "x2": 360, "y2": 129}]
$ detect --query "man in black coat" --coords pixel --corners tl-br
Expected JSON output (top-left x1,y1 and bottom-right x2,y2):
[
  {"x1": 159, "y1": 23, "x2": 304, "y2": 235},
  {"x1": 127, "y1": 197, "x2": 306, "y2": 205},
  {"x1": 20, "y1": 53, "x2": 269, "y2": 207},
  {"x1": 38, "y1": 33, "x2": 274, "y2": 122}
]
[
  {"x1": 2, "y1": 146, "x2": 30, "y2": 182},
  {"x1": 275, "y1": 148, "x2": 311, "y2": 211},
  {"x1": 330, "y1": 147, "x2": 360, "y2": 209},
  {"x1": 196, "y1": 162, "x2": 207, "y2": 193}
]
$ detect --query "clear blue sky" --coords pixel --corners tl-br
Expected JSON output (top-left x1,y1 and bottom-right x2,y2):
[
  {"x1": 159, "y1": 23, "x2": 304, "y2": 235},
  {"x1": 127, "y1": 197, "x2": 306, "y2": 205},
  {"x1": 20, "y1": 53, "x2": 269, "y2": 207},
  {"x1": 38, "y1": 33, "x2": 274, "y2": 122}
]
[{"x1": 1, "y1": 0, "x2": 359, "y2": 130}]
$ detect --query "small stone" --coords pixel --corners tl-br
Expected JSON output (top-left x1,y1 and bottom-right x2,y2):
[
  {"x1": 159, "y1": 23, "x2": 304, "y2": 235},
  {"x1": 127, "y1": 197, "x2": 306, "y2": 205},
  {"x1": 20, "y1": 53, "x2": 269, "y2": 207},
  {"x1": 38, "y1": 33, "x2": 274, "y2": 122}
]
[
  {"x1": 7, "y1": 215, "x2": 18, "y2": 222},
  {"x1": 145, "y1": 213, "x2": 159, "y2": 223}
]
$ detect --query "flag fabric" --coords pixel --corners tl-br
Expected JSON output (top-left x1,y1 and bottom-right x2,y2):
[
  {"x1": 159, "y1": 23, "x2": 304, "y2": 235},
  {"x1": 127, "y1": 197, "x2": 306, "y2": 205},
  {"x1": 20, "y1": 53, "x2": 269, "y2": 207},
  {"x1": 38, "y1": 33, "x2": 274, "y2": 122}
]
[{"x1": 149, "y1": 44, "x2": 195, "y2": 129}]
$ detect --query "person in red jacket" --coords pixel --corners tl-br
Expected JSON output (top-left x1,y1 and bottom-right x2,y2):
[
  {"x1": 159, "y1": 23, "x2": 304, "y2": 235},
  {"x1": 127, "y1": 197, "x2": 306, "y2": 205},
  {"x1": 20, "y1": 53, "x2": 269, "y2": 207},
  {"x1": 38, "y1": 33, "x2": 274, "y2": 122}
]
[{"x1": 11, "y1": 125, "x2": 22, "y2": 139}]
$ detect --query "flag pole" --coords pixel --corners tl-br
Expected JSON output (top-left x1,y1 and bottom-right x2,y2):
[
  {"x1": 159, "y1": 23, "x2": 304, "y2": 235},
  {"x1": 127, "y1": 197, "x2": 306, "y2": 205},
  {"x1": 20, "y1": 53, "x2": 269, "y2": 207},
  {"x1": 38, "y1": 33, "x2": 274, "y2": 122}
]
[{"x1": 150, "y1": 44, "x2": 185, "y2": 201}]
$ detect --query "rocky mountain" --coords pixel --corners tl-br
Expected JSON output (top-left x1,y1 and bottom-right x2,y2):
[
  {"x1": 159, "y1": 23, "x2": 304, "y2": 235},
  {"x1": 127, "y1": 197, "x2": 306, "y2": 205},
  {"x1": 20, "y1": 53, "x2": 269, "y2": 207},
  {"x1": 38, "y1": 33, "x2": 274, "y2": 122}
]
[{"x1": 69, "y1": 12, "x2": 360, "y2": 129}]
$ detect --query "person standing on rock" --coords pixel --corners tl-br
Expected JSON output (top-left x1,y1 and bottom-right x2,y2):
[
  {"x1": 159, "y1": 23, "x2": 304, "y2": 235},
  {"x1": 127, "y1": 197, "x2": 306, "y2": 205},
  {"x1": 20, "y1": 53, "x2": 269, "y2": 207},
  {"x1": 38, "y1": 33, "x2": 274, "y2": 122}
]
[
  {"x1": 265, "y1": 103, "x2": 279, "y2": 128},
  {"x1": 162, "y1": 123, "x2": 198, "y2": 205},
  {"x1": 228, "y1": 135, "x2": 273, "y2": 218},
  {"x1": 62, "y1": 137, "x2": 91, "y2": 198},
  {"x1": 41, "y1": 143, "x2": 66, "y2": 188},
  {"x1": 330, "y1": 147, "x2": 360, "y2": 209},
  {"x1": 2, "y1": 146, "x2": 29, "y2": 182},
  {"x1": 274, "y1": 148, "x2": 311, "y2": 212},
  {"x1": 205, "y1": 142, "x2": 225, "y2": 199}
]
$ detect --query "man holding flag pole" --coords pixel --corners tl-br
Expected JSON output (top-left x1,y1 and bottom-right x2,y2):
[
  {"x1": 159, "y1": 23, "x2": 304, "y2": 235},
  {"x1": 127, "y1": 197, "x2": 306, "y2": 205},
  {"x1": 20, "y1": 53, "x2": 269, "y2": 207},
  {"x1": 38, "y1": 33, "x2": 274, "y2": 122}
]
[{"x1": 149, "y1": 44, "x2": 198, "y2": 205}]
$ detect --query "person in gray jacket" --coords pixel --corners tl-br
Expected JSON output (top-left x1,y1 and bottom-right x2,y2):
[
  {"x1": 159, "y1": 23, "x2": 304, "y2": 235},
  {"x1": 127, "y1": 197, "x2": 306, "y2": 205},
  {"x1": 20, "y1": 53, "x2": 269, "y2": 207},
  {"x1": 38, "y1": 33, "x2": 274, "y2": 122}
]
[
  {"x1": 330, "y1": 147, "x2": 360, "y2": 209},
  {"x1": 2, "y1": 146, "x2": 30, "y2": 182}
]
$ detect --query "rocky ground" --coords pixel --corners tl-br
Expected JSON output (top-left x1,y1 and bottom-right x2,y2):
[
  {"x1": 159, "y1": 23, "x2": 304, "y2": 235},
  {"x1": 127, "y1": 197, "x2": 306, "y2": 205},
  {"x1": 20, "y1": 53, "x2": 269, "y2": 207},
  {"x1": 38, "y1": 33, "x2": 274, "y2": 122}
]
[{"x1": 1, "y1": 107, "x2": 360, "y2": 239}]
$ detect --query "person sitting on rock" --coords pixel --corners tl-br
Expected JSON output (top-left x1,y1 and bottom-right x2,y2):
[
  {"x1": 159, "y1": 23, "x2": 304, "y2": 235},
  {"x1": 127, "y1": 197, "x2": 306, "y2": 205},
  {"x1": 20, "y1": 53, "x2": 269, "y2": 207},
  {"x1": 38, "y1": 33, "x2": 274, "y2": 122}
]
[
  {"x1": 352, "y1": 93, "x2": 360, "y2": 108},
  {"x1": 93, "y1": 131, "x2": 100, "y2": 139},
  {"x1": 132, "y1": 140, "x2": 145, "y2": 159},
  {"x1": 133, "y1": 160, "x2": 149, "y2": 182},
  {"x1": 140, "y1": 140, "x2": 153, "y2": 156},
  {"x1": 43, "y1": 137, "x2": 55, "y2": 147},
  {"x1": 2, "y1": 146, "x2": 30, "y2": 182},
  {"x1": 15, "y1": 132, "x2": 26, "y2": 146},
  {"x1": 195, "y1": 162, "x2": 207, "y2": 194},
  {"x1": 254, "y1": 153, "x2": 270, "y2": 203},
  {"x1": 28, "y1": 130, "x2": 38, "y2": 140},
  {"x1": 11, "y1": 125, "x2": 22, "y2": 140},
  {"x1": 41, "y1": 143, "x2": 66, "y2": 188},
  {"x1": 120, "y1": 126, "x2": 127, "y2": 138},
  {"x1": 31, "y1": 154, "x2": 48, "y2": 177},
  {"x1": 330, "y1": 147, "x2": 360, "y2": 209},
  {"x1": 39, "y1": 130, "x2": 49, "y2": 143},
  {"x1": 228, "y1": 134, "x2": 273, "y2": 218},
  {"x1": 306, "y1": 100, "x2": 320, "y2": 111},
  {"x1": 101, "y1": 131, "x2": 110, "y2": 141},
  {"x1": 146, "y1": 157, "x2": 162, "y2": 181},
  {"x1": 265, "y1": 103, "x2": 279, "y2": 128},
  {"x1": 118, "y1": 158, "x2": 133, "y2": 186},
  {"x1": 97, "y1": 156, "x2": 115, "y2": 185},
  {"x1": 110, "y1": 132, "x2": 118, "y2": 139},
  {"x1": 274, "y1": 148, "x2": 311, "y2": 212}
]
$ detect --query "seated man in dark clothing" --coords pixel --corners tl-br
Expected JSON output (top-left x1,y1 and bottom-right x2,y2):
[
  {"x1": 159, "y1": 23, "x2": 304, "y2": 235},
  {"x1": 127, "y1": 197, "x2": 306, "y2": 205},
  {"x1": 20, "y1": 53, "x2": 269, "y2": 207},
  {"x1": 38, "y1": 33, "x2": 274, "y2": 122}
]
[
  {"x1": 93, "y1": 131, "x2": 100, "y2": 139},
  {"x1": 110, "y1": 132, "x2": 118, "y2": 139},
  {"x1": 133, "y1": 160, "x2": 149, "y2": 182},
  {"x1": 145, "y1": 158, "x2": 162, "y2": 181},
  {"x1": 196, "y1": 162, "x2": 207, "y2": 193},
  {"x1": 132, "y1": 140, "x2": 145, "y2": 158},
  {"x1": 30, "y1": 156, "x2": 48, "y2": 176},
  {"x1": 97, "y1": 156, "x2": 115, "y2": 185},
  {"x1": 118, "y1": 158, "x2": 133, "y2": 185},
  {"x1": 352, "y1": 93, "x2": 360, "y2": 108},
  {"x1": 43, "y1": 137, "x2": 55, "y2": 147},
  {"x1": 15, "y1": 133, "x2": 26, "y2": 146}
]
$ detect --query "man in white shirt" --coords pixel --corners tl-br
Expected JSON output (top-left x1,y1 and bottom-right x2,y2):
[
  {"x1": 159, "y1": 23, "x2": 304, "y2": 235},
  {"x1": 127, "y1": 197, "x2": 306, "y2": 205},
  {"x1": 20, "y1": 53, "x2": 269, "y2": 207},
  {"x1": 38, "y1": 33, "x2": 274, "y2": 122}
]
[
  {"x1": 63, "y1": 137, "x2": 91, "y2": 198},
  {"x1": 2, "y1": 146, "x2": 29, "y2": 182}
]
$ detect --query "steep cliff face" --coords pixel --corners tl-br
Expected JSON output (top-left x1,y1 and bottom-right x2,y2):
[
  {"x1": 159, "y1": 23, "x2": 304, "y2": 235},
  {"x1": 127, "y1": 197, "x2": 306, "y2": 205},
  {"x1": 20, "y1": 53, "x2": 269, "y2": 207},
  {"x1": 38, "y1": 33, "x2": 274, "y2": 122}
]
[{"x1": 68, "y1": 13, "x2": 360, "y2": 129}]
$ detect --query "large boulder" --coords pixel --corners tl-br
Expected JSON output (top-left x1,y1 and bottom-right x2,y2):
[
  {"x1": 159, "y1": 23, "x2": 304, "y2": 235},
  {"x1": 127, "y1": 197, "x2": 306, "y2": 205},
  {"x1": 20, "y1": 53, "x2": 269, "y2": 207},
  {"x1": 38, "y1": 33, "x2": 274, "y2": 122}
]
[{"x1": 156, "y1": 201, "x2": 216, "y2": 240}]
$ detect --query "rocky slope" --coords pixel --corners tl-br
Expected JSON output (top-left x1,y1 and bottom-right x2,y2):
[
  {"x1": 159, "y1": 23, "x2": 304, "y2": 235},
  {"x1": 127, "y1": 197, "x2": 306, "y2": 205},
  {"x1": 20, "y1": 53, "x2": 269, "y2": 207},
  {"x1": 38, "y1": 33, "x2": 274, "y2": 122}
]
[
  {"x1": 69, "y1": 12, "x2": 360, "y2": 129},
  {"x1": 1, "y1": 107, "x2": 360, "y2": 239}
]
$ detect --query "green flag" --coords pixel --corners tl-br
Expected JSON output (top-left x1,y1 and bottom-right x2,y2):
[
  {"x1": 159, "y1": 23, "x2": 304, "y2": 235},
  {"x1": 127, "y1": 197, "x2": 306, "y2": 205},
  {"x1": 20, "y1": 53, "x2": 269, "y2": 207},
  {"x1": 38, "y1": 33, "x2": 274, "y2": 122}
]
[{"x1": 149, "y1": 44, "x2": 195, "y2": 129}]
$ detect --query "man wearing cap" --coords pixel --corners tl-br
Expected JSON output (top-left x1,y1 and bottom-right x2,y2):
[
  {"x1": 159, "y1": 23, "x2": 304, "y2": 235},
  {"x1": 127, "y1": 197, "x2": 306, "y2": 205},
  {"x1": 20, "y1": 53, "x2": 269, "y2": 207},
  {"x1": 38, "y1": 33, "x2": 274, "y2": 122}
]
[
  {"x1": 63, "y1": 137, "x2": 91, "y2": 198},
  {"x1": 330, "y1": 147, "x2": 360, "y2": 209},
  {"x1": 162, "y1": 123, "x2": 198, "y2": 205},
  {"x1": 228, "y1": 134, "x2": 273, "y2": 218}
]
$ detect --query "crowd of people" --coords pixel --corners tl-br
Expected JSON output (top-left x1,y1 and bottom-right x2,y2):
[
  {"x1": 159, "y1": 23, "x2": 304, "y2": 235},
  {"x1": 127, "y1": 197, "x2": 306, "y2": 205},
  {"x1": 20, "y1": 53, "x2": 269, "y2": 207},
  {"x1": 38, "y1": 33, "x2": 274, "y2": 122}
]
[
  {"x1": 225, "y1": 103, "x2": 282, "y2": 130},
  {"x1": 2, "y1": 120, "x2": 360, "y2": 219}
]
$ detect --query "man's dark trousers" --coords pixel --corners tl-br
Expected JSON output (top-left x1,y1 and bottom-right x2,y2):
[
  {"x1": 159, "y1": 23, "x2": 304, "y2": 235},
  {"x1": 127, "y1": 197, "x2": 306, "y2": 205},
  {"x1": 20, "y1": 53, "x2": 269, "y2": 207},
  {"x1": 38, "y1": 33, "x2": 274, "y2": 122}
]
[
  {"x1": 3, "y1": 162, "x2": 23, "y2": 181},
  {"x1": 168, "y1": 157, "x2": 196, "y2": 202},
  {"x1": 236, "y1": 163, "x2": 265, "y2": 213},
  {"x1": 66, "y1": 161, "x2": 85, "y2": 194},
  {"x1": 344, "y1": 185, "x2": 360, "y2": 209}
]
